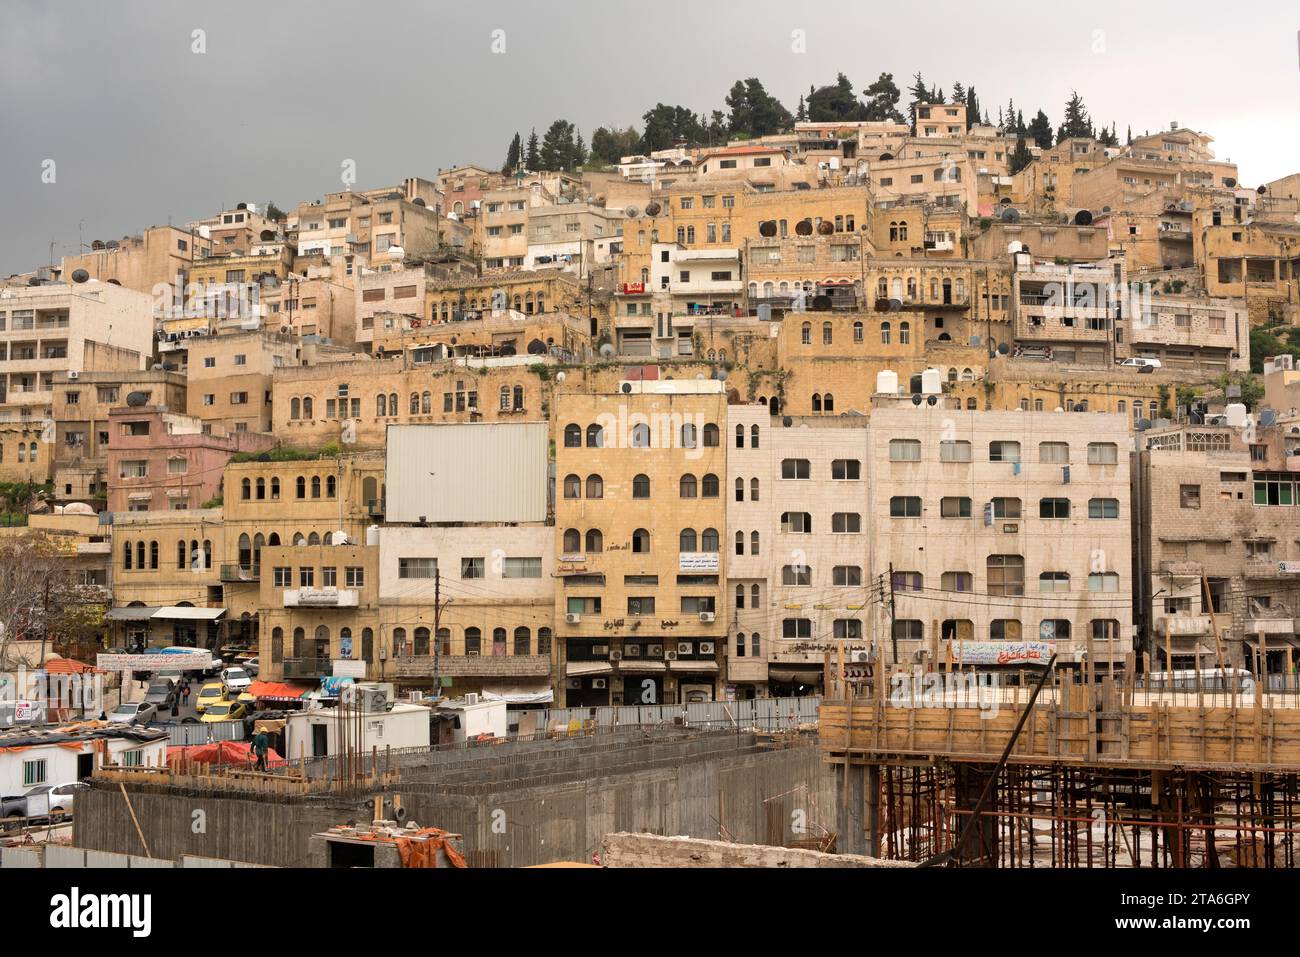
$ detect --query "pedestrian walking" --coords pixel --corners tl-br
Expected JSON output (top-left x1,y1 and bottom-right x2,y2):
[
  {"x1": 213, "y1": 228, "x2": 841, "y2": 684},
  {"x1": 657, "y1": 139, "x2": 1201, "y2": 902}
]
[
  {"x1": 181, "y1": 682, "x2": 191, "y2": 707},
  {"x1": 251, "y1": 728, "x2": 270, "y2": 772}
]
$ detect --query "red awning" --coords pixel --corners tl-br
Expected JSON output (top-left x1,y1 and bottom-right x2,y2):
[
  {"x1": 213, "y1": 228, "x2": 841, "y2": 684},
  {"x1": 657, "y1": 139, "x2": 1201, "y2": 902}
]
[{"x1": 248, "y1": 680, "x2": 311, "y2": 701}]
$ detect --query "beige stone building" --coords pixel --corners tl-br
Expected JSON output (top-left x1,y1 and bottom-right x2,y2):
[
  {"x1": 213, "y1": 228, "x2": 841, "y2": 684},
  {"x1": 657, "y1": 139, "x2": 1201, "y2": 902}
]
[
  {"x1": 60, "y1": 225, "x2": 212, "y2": 297},
  {"x1": 553, "y1": 379, "x2": 729, "y2": 706}
]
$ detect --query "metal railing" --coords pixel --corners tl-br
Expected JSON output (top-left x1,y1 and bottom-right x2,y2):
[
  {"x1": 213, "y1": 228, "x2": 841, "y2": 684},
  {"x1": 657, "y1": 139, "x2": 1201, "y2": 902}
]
[{"x1": 168, "y1": 720, "x2": 244, "y2": 746}]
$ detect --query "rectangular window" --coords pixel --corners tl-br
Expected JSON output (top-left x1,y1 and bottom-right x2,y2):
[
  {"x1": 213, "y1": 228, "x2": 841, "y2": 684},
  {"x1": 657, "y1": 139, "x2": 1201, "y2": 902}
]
[
  {"x1": 502, "y1": 557, "x2": 542, "y2": 579},
  {"x1": 299, "y1": 567, "x2": 315, "y2": 587},
  {"x1": 1087, "y1": 442, "x2": 1118, "y2": 465},
  {"x1": 1088, "y1": 498, "x2": 1120, "y2": 519},
  {"x1": 939, "y1": 440, "x2": 972, "y2": 463},
  {"x1": 832, "y1": 459, "x2": 861, "y2": 480},
  {"x1": 992, "y1": 497, "x2": 1021, "y2": 519},
  {"x1": 1039, "y1": 498, "x2": 1070, "y2": 519},
  {"x1": 782, "y1": 618, "x2": 812, "y2": 639},
  {"x1": 941, "y1": 496, "x2": 971, "y2": 518},
  {"x1": 941, "y1": 571, "x2": 973, "y2": 593},
  {"x1": 890, "y1": 496, "x2": 922, "y2": 517},
  {"x1": 833, "y1": 566, "x2": 862, "y2": 586},
  {"x1": 627, "y1": 596, "x2": 656, "y2": 616},
  {"x1": 987, "y1": 555, "x2": 1025, "y2": 596},
  {"x1": 889, "y1": 439, "x2": 922, "y2": 461},
  {"x1": 1039, "y1": 572, "x2": 1070, "y2": 593},
  {"x1": 1088, "y1": 573, "x2": 1120, "y2": 593},
  {"x1": 273, "y1": 567, "x2": 292, "y2": 587},
  {"x1": 832, "y1": 513, "x2": 862, "y2": 533},
  {"x1": 1039, "y1": 442, "x2": 1070, "y2": 463},
  {"x1": 1181, "y1": 485, "x2": 1201, "y2": 509},
  {"x1": 781, "y1": 459, "x2": 811, "y2": 479},
  {"x1": 22, "y1": 759, "x2": 46, "y2": 786},
  {"x1": 345, "y1": 566, "x2": 365, "y2": 587},
  {"x1": 989, "y1": 441, "x2": 1021, "y2": 463},
  {"x1": 398, "y1": 557, "x2": 437, "y2": 579},
  {"x1": 782, "y1": 565, "x2": 812, "y2": 586},
  {"x1": 321, "y1": 567, "x2": 337, "y2": 588}
]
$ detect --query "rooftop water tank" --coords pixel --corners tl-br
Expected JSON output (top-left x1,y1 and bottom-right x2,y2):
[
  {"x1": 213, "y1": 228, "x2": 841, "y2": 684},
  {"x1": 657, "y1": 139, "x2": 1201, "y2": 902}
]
[
  {"x1": 1224, "y1": 403, "x2": 1248, "y2": 428},
  {"x1": 876, "y1": 370, "x2": 899, "y2": 396},
  {"x1": 921, "y1": 368, "x2": 942, "y2": 395},
  {"x1": 366, "y1": 525, "x2": 380, "y2": 547}
]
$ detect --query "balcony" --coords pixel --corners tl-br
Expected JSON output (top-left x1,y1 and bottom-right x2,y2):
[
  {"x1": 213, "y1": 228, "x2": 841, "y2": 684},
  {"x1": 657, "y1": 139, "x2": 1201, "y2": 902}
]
[
  {"x1": 281, "y1": 657, "x2": 333, "y2": 679},
  {"x1": 75, "y1": 542, "x2": 112, "y2": 556},
  {"x1": 1159, "y1": 560, "x2": 1203, "y2": 577},
  {"x1": 393, "y1": 654, "x2": 551, "y2": 679},
  {"x1": 284, "y1": 587, "x2": 359, "y2": 608},
  {"x1": 1244, "y1": 559, "x2": 1287, "y2": 580},
  {"x1": 1160, "y1": 614, "x2": 1212, "y2": 637},
  {"x1": 220, "y1": 563, "x2": 260, "y2": 583}
]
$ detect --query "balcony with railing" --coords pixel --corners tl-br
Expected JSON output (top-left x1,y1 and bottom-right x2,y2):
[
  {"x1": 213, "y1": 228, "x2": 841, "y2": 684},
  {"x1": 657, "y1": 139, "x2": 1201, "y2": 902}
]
[
  {"x1": 220, "y1": 563, "x2": 260, "y2": 583},
  {"x1": 280, "y1": 657, "x2": 334, "y2": 679},
  {"x1": 394, "y1": 654, "x2": 551, "y2": 678}
]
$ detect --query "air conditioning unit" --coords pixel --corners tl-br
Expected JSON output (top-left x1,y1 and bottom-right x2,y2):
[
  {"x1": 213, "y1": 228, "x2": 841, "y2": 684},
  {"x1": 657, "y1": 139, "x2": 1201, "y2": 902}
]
[
  {"x1": 698, "y1": 642, "x2": 715, "y2": 656},
  {"x1": 623, "y1": 644, "x2": 641, "y2": 657},
  {"x1": 677, "y1": 642, "x2": 693, "y2": 655},
  {"x1": 665, "y1": 650, "x2": 678, "y2": 661},
  {"x1": 66, "y1": 371, "x2": 79, "y2": 380},
  {"x1": 565, "y1": 613, "x2": 582, "y2": 624},
  {"x1": 592, "y1": 678, "x2": 607, "y2": 690},
  {"x1": 566, "y1": 677, "x2": 581, "y2": 690},
  {"x1": 609, "y1": 650, "x2": 623, "y2": 661},
  {"x1": 699, "y1": 612, "x2": 716, "y2": 623},
  {"x1": 593, "y1": 644, "x2": 609, "y2": 655},
  {"x1": 647, "y1": 644, "x2": 663, "y2": 657},
  {"x1": 853, "y1": 650, "x2": 870, "y2": 663}
]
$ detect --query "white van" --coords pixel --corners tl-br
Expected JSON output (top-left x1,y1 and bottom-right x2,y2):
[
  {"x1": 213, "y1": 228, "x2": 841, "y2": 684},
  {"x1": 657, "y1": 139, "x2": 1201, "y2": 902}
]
[{"x1": 1119, "y1": 356, "x2": 1162, "y2": 370}]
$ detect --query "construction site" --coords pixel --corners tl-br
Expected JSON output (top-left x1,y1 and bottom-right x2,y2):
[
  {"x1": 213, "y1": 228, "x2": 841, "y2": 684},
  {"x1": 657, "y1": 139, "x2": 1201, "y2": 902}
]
[{"x1": 822, "y1": 652, "x2": 1300, "y2": 869}]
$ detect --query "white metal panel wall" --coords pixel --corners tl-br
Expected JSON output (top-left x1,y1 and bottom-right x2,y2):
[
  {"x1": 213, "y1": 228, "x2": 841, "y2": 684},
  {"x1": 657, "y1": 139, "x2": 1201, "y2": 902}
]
[{"x1": 386, "y1": 423, "x2": 548, "y2": 524}]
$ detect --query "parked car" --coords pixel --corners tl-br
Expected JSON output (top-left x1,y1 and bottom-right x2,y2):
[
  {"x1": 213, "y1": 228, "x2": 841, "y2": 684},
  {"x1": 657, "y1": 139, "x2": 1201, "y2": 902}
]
[
  {"x1": 1119, "y1": 356, "x2": 1162, "y2": 371},
  {"x1": 20, "y1": 782, "x2": 88, "y2": 822},
  {"x1": 194, "y1": 682, "x2": 227, "y2": 714},
  {"x1": 220, "y1": 667, "x2": 252, "y2": 694},
  {"x1": 239, "y1": 656, "x2": 260, "y2": 677},
  {"x1": 200, "y1": 700, "x2": 249, "y2": 724},
  {"x1": 143, "y1": 678, "x2": 178, "y2": 710},
  {"x1": 108, "y1": 700, "x2": 157, "y2": 726}
]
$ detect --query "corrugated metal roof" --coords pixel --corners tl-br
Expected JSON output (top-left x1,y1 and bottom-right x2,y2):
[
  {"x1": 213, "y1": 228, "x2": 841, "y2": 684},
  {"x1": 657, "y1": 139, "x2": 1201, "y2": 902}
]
[{"x1": 386, "y1": 422, "x2": 548, "y2": 524}]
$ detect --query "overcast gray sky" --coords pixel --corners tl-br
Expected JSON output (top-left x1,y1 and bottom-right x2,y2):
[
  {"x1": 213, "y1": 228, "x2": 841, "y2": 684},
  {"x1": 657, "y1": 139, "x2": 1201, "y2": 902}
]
[{"x1": 1, "y1": 0, "x2": 1296, "y2": 275}]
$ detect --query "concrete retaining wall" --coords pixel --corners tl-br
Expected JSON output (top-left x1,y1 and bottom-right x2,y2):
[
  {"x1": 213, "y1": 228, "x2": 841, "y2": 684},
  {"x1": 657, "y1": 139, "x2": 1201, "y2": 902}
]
[{"x1": 600, "y1": 832, "x2": 915, "y2": 868}]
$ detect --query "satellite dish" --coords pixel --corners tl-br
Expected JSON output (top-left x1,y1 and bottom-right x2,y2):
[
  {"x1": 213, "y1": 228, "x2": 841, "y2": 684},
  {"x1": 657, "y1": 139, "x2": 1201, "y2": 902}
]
[
  {"x1": 879, "y1": 152, "x2": 893, "y2": 161},
  {"x1": 387, "y1": 245, "x2": 405, "y2": 260},
  {"x1": 125, "y1": 391, "x2": 149, "y2": 407},
  {"x1": 644, "y1": 202, "x2": 663, "y2": 217},
  {"x1": 620, "y1": 381, "x2": 632, "y2": 393},
  {"x1": 1224, "y1": 177, "x2": 1236, "y2": 188},
  {"x1": 1102, "y1": 205, "x2": 1111, "y2": 213},
  {"x1": 997, "y1": 343, "x2": 1010, "y2": 355},
  {"x1": 1000, "y1": 207, "x2": 1021, "y2": 223},
  {"x1": 758, "y1": 221, "x2": 777, "y2": 237},
  {"x1": 888, "y1": 298, "x2": 903, "y2": 312},
  {"x1": 911, "y1": 394, "x2": 922, "y2": 406},
  {"x1": 526, "y1": 338, "x2": 546, "y2": 355},
  {"x1": 624, "y1": 206, "x2": 641, "y2": 219},
  {"x1": 71, "y1": 268, "x2": 90, "y2": 283},
  {"x1": 600, "y1": 343, "x2": 616, "y2": 358},
  {"x1": 713, "y1": 369, "x2": 728, "y2": 381},
  {"x1": 260, "y1": 229, "x2": 275, "y2": 241},
  {"x1": 1074, "y1": 210, "x2": 1094, "y2": 226},
  {"x1": 926, "y1": 395, "x2": 937, "y2": 406},
  {"x1": 782, "y1": 417, "x2": 793, "y2": 427},
  {"x1": 555, "y1": 371, "x2": 566, "y2": 382},
  {"x1": 1257, "y1": 185, "x2": 1267, "y2": 195},
  {"x1": 817, "y1": 220, "x2": 835, "y2": 235},
  {"x1": 795, "y1": 219, "x2": 813, "y2": 236}
]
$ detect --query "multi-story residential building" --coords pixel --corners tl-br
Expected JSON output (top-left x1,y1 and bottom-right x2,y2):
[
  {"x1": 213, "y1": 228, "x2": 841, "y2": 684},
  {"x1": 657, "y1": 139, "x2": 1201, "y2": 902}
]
[
  {"x1": 60, "y1": 225, "x2": 212, "y2": 297},
  {"x1": 1011, "y1": 254, "x2": 1126, "y2": 366},
  {"x1": 185, "y1": 330, "x2": 299, "y2": 435},
  {"x1": 188, "y1": 204, "x2": 280, "y2": 256},
  {"x1": 726, "y1": 405, "x2": 870, "y2": 698},
  {"x1": 525, "y1": 201, "x2": 625, "y2": 274},
  {"x1": 52, "y1": 368, "x2": 187, "y2": 503},
  {"x1": 553, "y1": 379, "x2": 729, "y2": 706},
  {"x1": 291, "y1": 180, "x2": 451, "y2": 271},
  {"x1": 479, "y1": 184, "x2": 546, "y2": 269},
  {"x1": 867, "y1": 399, "x2": 1135, "y2": 673},
  {"x1": 106, "y1": 405, "x2": 271, "y2": 512},
  {"x1": 1133, "y1": 415, "x2": 1300, "y2": 672},
  {"x1": 0, "y1": 281, "x2": 155, "y2": 482},
  {"x1": 914, "y1": 102, "x2": 968, "y2": 139}
]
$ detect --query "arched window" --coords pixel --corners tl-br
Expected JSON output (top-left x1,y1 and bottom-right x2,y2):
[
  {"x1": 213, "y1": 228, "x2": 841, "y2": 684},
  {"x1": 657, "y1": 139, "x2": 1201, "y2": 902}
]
[
  {"x1": 339, "y1": 627, "x2": 353, "y2": 659},
  {"x1": 586, "y1": 423, "x2": 604, "y2": 447},
  {"x1": 752, "y1": 633, "x2": 761, "y2": 657},
  {"x1": 492, "y1": 628, "x2": 507, "y2": 656},
  {"x1": 421, "y1": 391, "x2": 431, "y2": 414},
  {"x1": 256, "y1": 477, "x2": 265, "y2": 500},
  {"x1": 241, "y1": 478, "x2": 251, "y2": 500},
  {"x1": 701, "y1": 473, "x2": 719, "y2": 497},
  {"x1": 630, "y1": 423, "x2": 651, "y2": 447},
  {"x1": 812, "y1": 394, "x2": 822, "y2": 412},
  {"x1": 899, "y1": 321, "x2": 910, "y2": 345},
  {"x1": 801, "y1": 322, "x2": 812, "y2": 345},
  {"x1": 238, "y1": 533, "x2": 252, "y2": 566},
  {"x1": 410, "y1": 393, "x2": 419, "y2": 415},
  {"x1": 824, "y1": 394, "x2": 835, "y2": 412},
  {"x1": 585, "y1": 474, "x2": 604, "y2": 498},
  {"x1": 327, "y1": 475, "x2": 337, "y2": 498},
  {"x1": 123, "y1": 541, "x2": 133, "y2": 570},
  {"x1": 751, "y1": 531, "x2": 760, "y2": 555},
  {"x1": 514, "y1": 627, "x2": 531, "y2": 656},
  {"x1": 853, "y1": 320, "x2": 863, "y2": 342},
  {"x1": 680, "y1": 474, "x2": 698, "y2": 498},
  {"x1": 750, "y1": 478, "x2": 759, "y2": 501},
  {"x1": 177, "y1": 540, "x2": 187, "y2": 569},
  {"x1": 135, "y1": 541, "x2": 145, "y2": 570},
  {"x1": 564, "y1": 424, "x2": 581, "y2": 447},
  {"x1": 751, "y1": 424, "x2": 759, "y2": 448},
  {"x1": 296, "y1": 476, "x2": 306, "y2": 499},
  {"x1": 302, "y1": 397, "x2": 313, "y2": 418},
  {"x1": 585, "y1": 529, "x2": 603, "y2": 553},
  {"x1": 270, "y1": 477, "x2": 280, "y2": 500},
  {"x1": 736, "y1": 633, "x2": 747, "y2": 657},
  {"x1": 391, "y1": 627, "x2": 407, "y2": 658},
  {"x1": 632, "y1": 474, "x2": 650, "y2": 498},
  {"x1": 362, "y1": 628, "x2": 374, "y2": 662},
  {"x1": 752, "y1": 584, "x2": 759, "y2": 608},
  {"x1": 389, "y1": 393, "x2": 398, "y2": 416},
  {"x1": 293, "y1": 627, "x2": 306, "y2": 658},
  {"x1": 563, "y1": 474, "x2": 581, "y2": 498},
  {"x1": 701, "y1": 528, "x2": 719, "y2": 552},
  {"x1": 464, "y1": 627, "x2": 481, "y2": 656},
  {"x1": 632, "y1": 528, "x2": 650, "y2": 553},
  {"x1": 823, "y1": 321, "x2": 833, "y2": 345},
  {"x1": 291, "y1": 397, "x2": 300, "y2": 419},
  {"x1": 736, "y1": 422, "x2": 746, "y2": 449},
  {"x1": 414, "y1": 627, "x2": 430, "y2": 656},
  {"x1": 538, "y1": 628, "x2": 552, "y2": 656},
  {"x1": 563, "y1": 528, "x2": 581, "y2": 552},
  {"x1": 735, "y1": 531, "x2": 745, "y2": 555},
  {"x1": 307, "y1": 531, "x2": 320, "y2": 545},
  {"x1": 881, "y1": 321, "x2": 891, "y2": 344},
  {"x1": 268, "y1": 533, "x2": 280, "y2": 546},
  {"x1": 703, "y1": 423, "x2": 719, "y2": 447},
  {"x1": 311, "y1": 476, "x2": 321, "y2": 498},
  {"x1": 376, "y1": 394, "x2": 387, "y2": 417},
  {"x1": 679, "y1": 528, "x2": 697, "y2": 552}
]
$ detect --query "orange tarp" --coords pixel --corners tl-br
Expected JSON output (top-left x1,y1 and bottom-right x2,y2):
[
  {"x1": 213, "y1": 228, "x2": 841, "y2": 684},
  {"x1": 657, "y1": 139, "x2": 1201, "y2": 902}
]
[
  {"x1": 167, "y1": 740, "x2": 284, "y2": 769},
  {"x1": 355, "y1": 826, "x2": 468, "y2": 869}
]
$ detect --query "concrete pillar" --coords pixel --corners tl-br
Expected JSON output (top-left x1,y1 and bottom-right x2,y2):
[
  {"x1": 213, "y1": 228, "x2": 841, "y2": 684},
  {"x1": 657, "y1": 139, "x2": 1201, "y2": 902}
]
[{"x1": 836, "y1": 762, "x2": 866, "y2": 856}]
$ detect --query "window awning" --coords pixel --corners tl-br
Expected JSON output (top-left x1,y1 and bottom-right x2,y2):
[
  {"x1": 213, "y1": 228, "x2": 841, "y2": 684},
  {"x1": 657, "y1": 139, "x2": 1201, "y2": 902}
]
[
  {"x1": 152, "y1": 607, "x2": 226, "y2": 621},
  {"x1": 104, "y1": 606, "x2": 162, "y2": 622},
  {"x1": 668, "y1": 660, "x2": 719, "y2": 673},
  {"x1": 565, "y1": 661, "x2": 613, "y2": 677},
  {"x1": 617, "y1": 661, "x2": 667, "y2": 673}
]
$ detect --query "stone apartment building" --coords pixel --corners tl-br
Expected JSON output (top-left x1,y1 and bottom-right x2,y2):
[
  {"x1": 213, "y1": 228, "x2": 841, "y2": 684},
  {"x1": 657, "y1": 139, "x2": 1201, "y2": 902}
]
[
  {"x1": 185, "y1": 330, "x2": 299, "y2": 435},
  {"x1": 553, "y1": 379, "x2": 729, "y2": 707},
  {"x1": 1133, "y1": 416, "x2": 1300, "y2": 672},
  {"x1": 60, "y1": 225, "x2": 212, "y2": 297},
  {"x1": 867, "y1": 400, "x2": 1135, "y2": 673}
]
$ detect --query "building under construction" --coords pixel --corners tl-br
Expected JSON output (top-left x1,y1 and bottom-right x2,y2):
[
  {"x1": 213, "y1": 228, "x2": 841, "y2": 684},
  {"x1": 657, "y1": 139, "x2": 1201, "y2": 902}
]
[{"x1": 822, "y1": 658, "x2": 1300, "y2": 868}]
